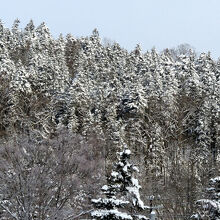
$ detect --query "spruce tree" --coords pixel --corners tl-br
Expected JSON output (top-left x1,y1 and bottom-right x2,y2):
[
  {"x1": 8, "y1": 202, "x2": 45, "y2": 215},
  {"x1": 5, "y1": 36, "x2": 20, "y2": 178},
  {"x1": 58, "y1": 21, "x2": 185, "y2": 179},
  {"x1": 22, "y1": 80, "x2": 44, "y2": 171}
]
[
  {"x1": 192, "y1": 176, "x2": 220, "y2": 219},
  {"x1": 91, "y1": 183, "x2": 132, "y2": 220},
  {"x1": 91, "y1": 146, "x2": 148, "y2": 220}
]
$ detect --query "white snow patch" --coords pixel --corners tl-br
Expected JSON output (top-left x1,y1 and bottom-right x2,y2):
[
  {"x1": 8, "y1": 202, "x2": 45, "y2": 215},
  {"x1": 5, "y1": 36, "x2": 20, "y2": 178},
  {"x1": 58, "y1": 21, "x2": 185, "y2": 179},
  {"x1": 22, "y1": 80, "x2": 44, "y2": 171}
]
[
  {"x1": 112, "y1": 171, "x2": 119, "y2": 177},
  {"x1": 91, "y1": 209, "x2": 133, "y2": 219}
]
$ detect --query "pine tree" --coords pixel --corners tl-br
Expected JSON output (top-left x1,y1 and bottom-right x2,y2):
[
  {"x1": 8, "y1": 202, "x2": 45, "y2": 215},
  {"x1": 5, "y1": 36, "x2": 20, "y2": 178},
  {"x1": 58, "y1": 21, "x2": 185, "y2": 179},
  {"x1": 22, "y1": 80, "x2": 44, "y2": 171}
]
[
  {"x1": 91, "y1": 146, "x2": 148, "y2": 220},
  {"x1": 192, "y1": 176, "x2": 220, "y2": 219},
  {"x1": 91, "y1": 183, "x2": 132, "y2": 220}
]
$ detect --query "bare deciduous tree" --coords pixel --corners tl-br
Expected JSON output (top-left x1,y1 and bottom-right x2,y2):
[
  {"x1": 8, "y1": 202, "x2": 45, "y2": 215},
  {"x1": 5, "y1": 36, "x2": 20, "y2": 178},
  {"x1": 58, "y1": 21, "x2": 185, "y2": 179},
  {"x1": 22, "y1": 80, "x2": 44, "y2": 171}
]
[{"x1": 0, "y1": 129, "x2": 105, "y2": 220}]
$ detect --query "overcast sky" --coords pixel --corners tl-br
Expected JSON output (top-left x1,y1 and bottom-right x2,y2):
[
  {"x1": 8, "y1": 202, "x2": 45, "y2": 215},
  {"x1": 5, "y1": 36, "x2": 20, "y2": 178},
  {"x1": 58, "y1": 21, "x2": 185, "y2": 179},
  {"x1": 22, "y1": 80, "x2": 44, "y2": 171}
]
[{"x1": 1, "y1": 0, "x2": 220, "y2": 59}]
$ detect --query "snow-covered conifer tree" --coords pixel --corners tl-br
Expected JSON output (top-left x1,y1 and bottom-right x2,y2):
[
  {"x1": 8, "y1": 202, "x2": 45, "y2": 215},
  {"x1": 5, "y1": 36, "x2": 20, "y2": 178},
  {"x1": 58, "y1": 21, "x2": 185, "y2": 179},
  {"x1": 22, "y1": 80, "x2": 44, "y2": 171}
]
[
  {"x1": 91, "y1": 146, "x2": 148, "y2": 220},
  {"x1": 192, "y1": 176, "x2": 220, "y2": 219},
  {"x1": 91, "y1": 182, "x2": 132, "y2": 220}
]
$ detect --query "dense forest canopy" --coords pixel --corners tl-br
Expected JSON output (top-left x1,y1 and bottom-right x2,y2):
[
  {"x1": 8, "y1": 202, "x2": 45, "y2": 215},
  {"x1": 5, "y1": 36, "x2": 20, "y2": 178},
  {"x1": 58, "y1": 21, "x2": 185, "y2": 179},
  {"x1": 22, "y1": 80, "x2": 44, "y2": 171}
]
[{"x1": 0, "y1": 20, "x2": 219, "y2": 219}]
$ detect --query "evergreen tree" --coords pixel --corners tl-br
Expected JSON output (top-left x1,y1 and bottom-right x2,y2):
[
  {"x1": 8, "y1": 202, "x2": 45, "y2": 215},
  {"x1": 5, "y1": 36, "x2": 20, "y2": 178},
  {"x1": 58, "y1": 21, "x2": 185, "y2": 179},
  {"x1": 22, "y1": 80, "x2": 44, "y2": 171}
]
[
  {"x1": 91, "y1": 146, "x2": 148, "y2": 220},
  {"x1": 91, "y1": 183, "x2": 132, "y2": 220},
  {"x1": 192, "y1": 177, "x2": 220, "y2": 219}
]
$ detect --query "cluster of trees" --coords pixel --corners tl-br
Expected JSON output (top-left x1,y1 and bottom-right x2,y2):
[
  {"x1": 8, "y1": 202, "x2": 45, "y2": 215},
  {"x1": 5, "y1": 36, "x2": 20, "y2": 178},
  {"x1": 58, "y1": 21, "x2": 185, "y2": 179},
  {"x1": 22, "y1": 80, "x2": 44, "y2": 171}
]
[
  {"x1": 0, "y1": 129, "x2": 106, "y2": 219},
  {"x1": 0, "y1": 19, "x2": 219, "y2": 219}
]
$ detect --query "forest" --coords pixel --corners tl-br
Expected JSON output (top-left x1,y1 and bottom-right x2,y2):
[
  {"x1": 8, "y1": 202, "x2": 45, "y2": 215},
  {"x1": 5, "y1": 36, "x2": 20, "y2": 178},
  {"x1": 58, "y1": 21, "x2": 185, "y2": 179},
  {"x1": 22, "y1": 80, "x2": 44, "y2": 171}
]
[{"x1": 0, "y1": 19, "x2": 219, "y2": 219}]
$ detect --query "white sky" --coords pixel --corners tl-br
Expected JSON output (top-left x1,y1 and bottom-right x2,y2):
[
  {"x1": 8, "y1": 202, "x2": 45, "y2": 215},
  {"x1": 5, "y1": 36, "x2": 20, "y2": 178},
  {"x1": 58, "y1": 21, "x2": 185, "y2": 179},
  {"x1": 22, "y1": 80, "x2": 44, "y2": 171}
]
[{"x1": 1, "y1": 0, "x2": 220, "y2": 59}]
